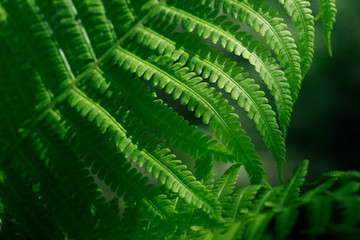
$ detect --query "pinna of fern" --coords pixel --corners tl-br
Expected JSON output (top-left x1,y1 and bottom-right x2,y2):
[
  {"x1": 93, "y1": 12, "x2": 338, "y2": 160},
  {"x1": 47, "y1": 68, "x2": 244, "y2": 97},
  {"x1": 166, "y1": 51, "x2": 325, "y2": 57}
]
[{"x1": 1, "y1": 0, "x2": 357, "y2": 240}]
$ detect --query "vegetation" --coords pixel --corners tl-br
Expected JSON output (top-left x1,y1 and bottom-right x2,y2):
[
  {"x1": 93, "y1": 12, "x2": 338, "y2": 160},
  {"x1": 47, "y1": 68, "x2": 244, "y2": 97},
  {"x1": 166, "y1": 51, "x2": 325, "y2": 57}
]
[{"x1": 0, "y1": 0, "x2": 358, "y2": 239}]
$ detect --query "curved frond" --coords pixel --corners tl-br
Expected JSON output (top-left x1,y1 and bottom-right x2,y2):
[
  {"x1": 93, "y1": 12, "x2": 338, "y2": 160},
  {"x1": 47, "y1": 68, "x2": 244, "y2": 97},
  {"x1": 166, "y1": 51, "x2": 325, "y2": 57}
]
[
  {"x1": 279, "y1": 0, "x2": 315, "y2": 78},
  {"x1": 157, "y1": 1, "x2": 293, "y2": 132},
  {"x1": 109, "y1": 43, "x2": 264, "y2": 184},
  {"x1": 277, "y1": 160, "x2": 308, "y2": 207},
  {"x1": 213, "y1": 164, "x2": 241, "y2": 204},
  {"x1": 132, "y1": 22, "x2": 286, "y2": 181},
  {"x1": 103, "y1": 0, "x2": 137, "y2": 36},
  {"x1": 51, "y1": 107, "x2": 181, "y2": 224},
  {"x1": 223, "y1": 185, "x2": 263, "y2": 220},
  {"x1": 217, "y1": 0, "x2": 302, "y2": 103},
  {"x1": 59, "y1": 88, "x2": 221, "y2": 218},
  {"x1": 81, "y1": 67, "x2": 233, "y2": 163},
  {"x1": 318, "y1": 0, "x2": 337, "y2": 56}
]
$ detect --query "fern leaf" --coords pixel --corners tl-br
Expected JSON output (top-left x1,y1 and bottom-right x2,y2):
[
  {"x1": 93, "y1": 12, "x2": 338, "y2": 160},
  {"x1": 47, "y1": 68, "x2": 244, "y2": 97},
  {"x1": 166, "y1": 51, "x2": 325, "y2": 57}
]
[
  {"x1": 83, "y1": 66, "x2": 233, "y2": 163},
  {"x1": 1, "y1": 0, "x2": 74, "y2": 94},
  {"x1": 213, "y1": 164, "x2": 241, "y2": 204},
  {"x1": 277, "y1": 160, "x2": 308, "y2": 207},
  {"x1": 218, "y1": 0, "x2": 302, "y2": 103},
  {"x1": 300, "y1": 179, "x2": 335, "y2": 203},
  {"x1": 35, "y1": 0, "x2": 96, "y2": 75},
  {"x1": 157, "y1": 1, "x2": 293, "y2": 132},
  {"x1": 110, "y1": 44, "x2": 264, "y2": 184},
  {"x1": 275, "y1": 208, "x2": 299, "y2": 240},
  {"x1": 194, "y1": 154, "x2": 215, "y2": 189},
  {"x1": 52, "y1": 107, "x2": 180, "y2": 225},
  {"x1": 224, "y1": 185, "x2": 263, "y2": 220},
  {"x1": 70, "y1": 0, "x2": 116, "y2": 55},
  {"x1": 311, "y1": 170, "x2": 360, "y2": 185},
  {"x1": 279, "y1": 0, "x2": 315, "y2": 78},
  {"x1": 59, "y1": 88, "x2": 221, "y2": 218},
  {"x1": 187, "y1": 221, "x2": 245, "y2": 240},
  {"x1": 138, "y1": 193, "x2": 178, "y2": 226},
  {"x1": 250, "y1": 186, "x2": 282, "y2": 214},
  {"x1": 103, "y1": 0, "x2": 137, "y2": 36},
  {"x1": 34, "y1": 116, "x2": 124, "y2": 239},
  {"x1": 133, "y1": 22, "x2": 287, "y2": 182},
  {"x1": 305, "y1": 197, "x2": 332, "y2": 235},
  {"x1": 318, "y1": 0, "x2": 337, "y2": 56},
  {"x1": 244, "y1": 213, "x2": 275, "y2": 240}
]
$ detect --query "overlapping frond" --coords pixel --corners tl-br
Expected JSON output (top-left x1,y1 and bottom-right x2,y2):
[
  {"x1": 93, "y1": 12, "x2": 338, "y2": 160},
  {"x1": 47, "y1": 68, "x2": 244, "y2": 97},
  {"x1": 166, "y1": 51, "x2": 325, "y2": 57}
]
[
  {"x1": 279, "y1": 0, "x2": 315, "y2": 78},
  {"x1": 277, "y1": 160, "x2": 308, "y2": 207},
  {"x1": 156, "y1": 0, "x2": 293, "y2": 133},
  {"x1": 223, "y1": 185, "x2": 263, "y2": 221},
  {"x1": 83, "y1": 67, "x2": 233, "y2": 163},
  {"x1": 60, "y1": 88, "x2": 221, "y2": 218},
  {"x1": 216, "y1": 0, "x2": 302, "y2": 104},
  {"x1": 213, "y1": 164, "x2": 241, "y2": 204},
  {"x1": 108, "y1": 42, "x2": 264, "y2": 183},
  {"x1": 132, "y1": 21, "x2": 286, "y2": 181}
]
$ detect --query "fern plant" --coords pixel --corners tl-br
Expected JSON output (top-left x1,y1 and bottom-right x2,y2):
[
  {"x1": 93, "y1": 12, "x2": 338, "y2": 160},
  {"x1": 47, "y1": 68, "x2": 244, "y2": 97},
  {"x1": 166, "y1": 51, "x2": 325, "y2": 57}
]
[{"x1": 0, "y1": 0, "x2": 358, "y2": 239}]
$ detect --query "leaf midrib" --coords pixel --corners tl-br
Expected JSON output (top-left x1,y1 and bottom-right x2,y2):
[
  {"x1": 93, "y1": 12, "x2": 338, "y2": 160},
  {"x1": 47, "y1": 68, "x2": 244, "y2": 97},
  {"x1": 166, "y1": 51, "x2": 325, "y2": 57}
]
[{"x1": 157, "y1": 5, "x2": 286, "y2": 160}]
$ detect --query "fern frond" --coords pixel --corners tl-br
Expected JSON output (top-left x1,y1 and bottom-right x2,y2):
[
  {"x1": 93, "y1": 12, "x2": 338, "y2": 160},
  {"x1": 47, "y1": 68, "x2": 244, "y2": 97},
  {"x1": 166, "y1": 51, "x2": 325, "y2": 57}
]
[
  {"x1": 279, "y1": 0, "x2": 315, "y2": 78},
  {"x1": 52, "y1": 108, "x2": 180, "y2": 225},
  {"x1": 157, "y1": 1, "x2": 293, "y2": 133},
  {"x1": 194, "y1": 154, "x2": 215, "y2": 189},
  {"x1": 70, "y1": 0, "x2": 116, "y2": 55},
  {"x1": 277, "y1": 160, "x2": 308, "y2": 207},
  {"x1": 305, "y1": 197, "x2": 332, "y2": 235},
  {"x1": 83, "y1": 67, "x2": 233, "y2": 163},
  {"x1": 300, "y1": 179, "x2": 335, "y2": 203},
  {"x1": 311, "y1": 170, "x2": 360, "y2": 185},
  {"x1": 0, "y1": 0, "x2": 349, "y2": 238},
  {"x1": 213, "y1": 164, "x2": 241, "y2": 204},
  {"x1": 250, "y1": 186, "x2": 282, "y2": 214},
  {"x1": 275, "y1": 207, "x2": 298, "y2": 240},
  {"x1": 1, "y1": 0, "x2": 74, "y2": 95},
  {"x1": 185, "y1": 222, "x2": 245, "y2": 240},
  {"x1": 223, "y1": 185, "x2": 263, "y2": 220},
  {"x1": 103, "y1": 0, "x2": 137, "y2": 36},
  {"x1": 318, "y1": 0, "x2": 337, "y2": 56},
  {"x1": 32, "y1": 117, "x2": 124, "y2": 239},
  {"x1": 217, "y1": 0, "x2": 302, "y2": 103},
  {"x1": 244, "y1": 213, "x2": 275, "y2": 240},
  {"x1": 132, "y1": 22, "x2": 287, "y2": 181},
  {"x1": 35, "y1": 0, "x2": 96, "y2": 75},
  {"x1": 59, "y1": 88, "x2": 221, "y2": 218},
  {"x1": 109, "y1": 44, "x2": 264, "y2": 184}
]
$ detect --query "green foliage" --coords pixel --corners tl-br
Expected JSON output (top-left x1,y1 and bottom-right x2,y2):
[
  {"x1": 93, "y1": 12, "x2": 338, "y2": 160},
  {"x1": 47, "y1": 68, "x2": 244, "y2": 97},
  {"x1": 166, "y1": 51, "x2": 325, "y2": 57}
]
[
  {"x1": 317, "y1": 0, "x2": 337, "y2": 56},
  {"x1": 0, "y1": 0, "x2": 357, "y2": 239}
]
